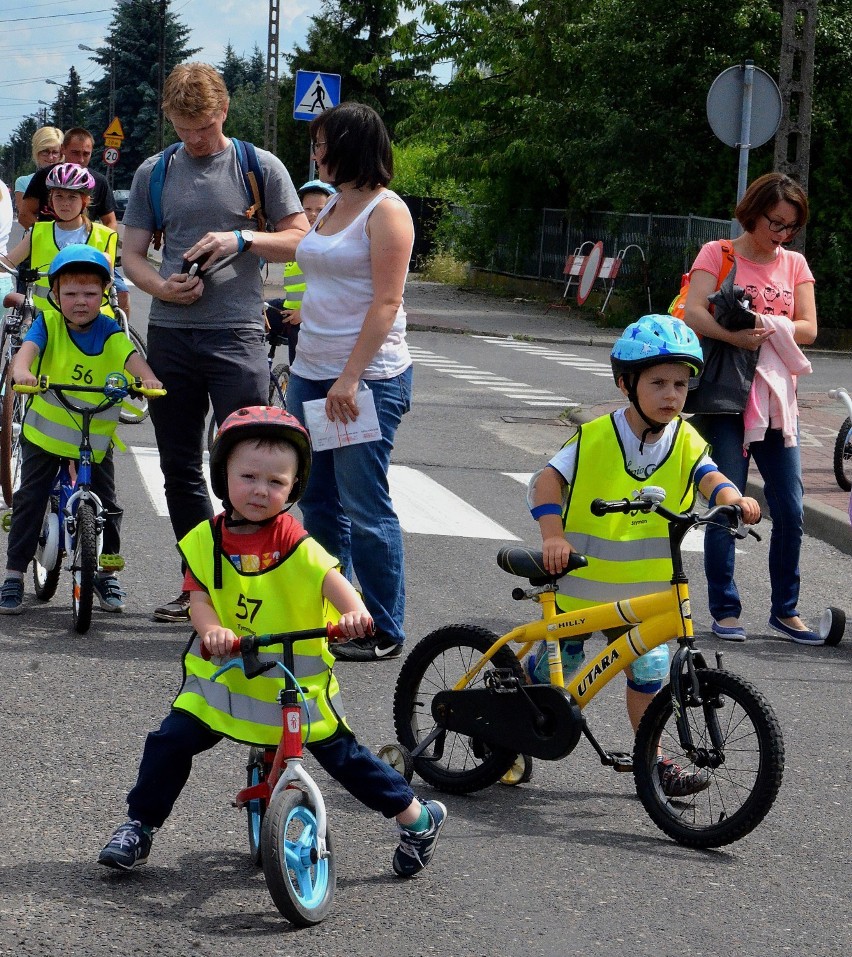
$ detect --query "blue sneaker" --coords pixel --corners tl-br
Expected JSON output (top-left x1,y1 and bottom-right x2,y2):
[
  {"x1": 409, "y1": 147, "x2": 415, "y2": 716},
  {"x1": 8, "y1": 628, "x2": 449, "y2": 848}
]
[
  {"x1": 0, "y1": 577, "x2": 23, "y2": 615},
  {"x1": 393, "y1": 800, "x2": 447, "y2": 877},
  {"x1": 93, "y1": 574, "x2": 126, "y2": 613},
  {"x1": 97, "y1": 820, "x2": 153, "y2": 871}
]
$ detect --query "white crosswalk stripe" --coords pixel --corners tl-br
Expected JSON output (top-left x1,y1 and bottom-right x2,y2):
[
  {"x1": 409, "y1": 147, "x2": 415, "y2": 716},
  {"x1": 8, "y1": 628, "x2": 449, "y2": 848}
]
[
  {"x1": 407, "y1": 345, "x2": 577, "y2": 408},
  {"x1": 130, "y1": 448, "x2": 519, "y2": 541},
  {"x1": 472, "y1": 335, "x2": 613, "y2": 377}
]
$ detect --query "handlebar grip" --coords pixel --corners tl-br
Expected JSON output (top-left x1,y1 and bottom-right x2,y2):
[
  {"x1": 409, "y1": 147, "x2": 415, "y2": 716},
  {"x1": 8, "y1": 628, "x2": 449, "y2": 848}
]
[
  {"x1": 590, "y1": 497, "x2": 631, "y2": 516},
  {"x1": 132, "y1": 386, "x2": 168, "y2": 398},
  {"x1": 200, "y1": 637, "x2": 242, "y2": 661},
  {"x1": 327, "y1": 623, "x2": 346, "y2": 641},
  {"x1": 13, "y1": 383, "x2": 40, "y2": 394}
]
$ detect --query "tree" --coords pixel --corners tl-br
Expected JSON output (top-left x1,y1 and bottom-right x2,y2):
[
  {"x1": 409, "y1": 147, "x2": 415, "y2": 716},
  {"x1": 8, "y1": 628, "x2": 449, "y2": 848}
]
[{"x1": 82, "y1": 0, "x2": 198, "y2": 186}]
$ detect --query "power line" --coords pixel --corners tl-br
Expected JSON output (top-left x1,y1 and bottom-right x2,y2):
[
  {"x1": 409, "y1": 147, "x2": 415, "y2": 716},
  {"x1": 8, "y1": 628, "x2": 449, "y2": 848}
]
[{"x1": 0, "y1": 8, "x2": 112, "y2": 24}]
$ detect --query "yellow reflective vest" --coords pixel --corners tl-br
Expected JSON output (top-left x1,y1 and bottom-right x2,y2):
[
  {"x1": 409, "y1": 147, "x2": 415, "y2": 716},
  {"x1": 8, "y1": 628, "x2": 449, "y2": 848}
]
[
  {"x1": 30, "y1": 221, "x2": 117, "y2": 318},
  {"x1": 282, "y1": 260, "x2": 306, "y2": 310},
  {"x1": 556, "y1": 414, "x2": 709, "y2": 612},
  {"x1": 23, "y1": 311, "x2": 134, "y2": 462},
  {"x1": 174, "y1": 518, "x2": 349, "y2": 747}
]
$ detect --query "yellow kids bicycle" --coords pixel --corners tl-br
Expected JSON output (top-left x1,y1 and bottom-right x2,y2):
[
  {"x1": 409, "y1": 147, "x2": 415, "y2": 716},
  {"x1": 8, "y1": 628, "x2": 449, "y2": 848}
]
[{"x1": 383, "y1": 488, "x2": 796, "y2": 849}]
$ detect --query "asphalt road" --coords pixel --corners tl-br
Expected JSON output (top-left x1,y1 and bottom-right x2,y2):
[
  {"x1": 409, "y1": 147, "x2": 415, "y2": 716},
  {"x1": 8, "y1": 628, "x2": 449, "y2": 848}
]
[{"x1": 0, "y1": 280, "x2": 849, "y2": 957}]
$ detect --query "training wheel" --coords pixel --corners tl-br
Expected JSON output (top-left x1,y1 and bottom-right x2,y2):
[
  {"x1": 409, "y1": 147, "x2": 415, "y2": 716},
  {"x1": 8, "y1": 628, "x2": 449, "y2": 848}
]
[
  {"x1": 819, "y1": 607, "x2": 845, "y2": 647},
  {"x1": 377, "y1": 743, "x2": 414, "y2": 783},
  {"x1": 499, "y1": 754, "x2": 534, "y2": 786}
]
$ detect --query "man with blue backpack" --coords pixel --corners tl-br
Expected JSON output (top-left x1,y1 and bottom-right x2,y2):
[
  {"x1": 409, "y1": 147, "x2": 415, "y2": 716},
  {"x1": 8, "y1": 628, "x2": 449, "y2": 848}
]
[{"x1": 120, "y1": 62, "x2": 309, "y2": 622}]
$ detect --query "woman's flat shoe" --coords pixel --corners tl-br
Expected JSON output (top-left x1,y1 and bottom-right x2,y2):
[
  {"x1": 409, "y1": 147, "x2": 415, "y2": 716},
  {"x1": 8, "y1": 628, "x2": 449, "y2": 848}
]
[
  {"x1": 768, "y1": 614, "x2": 823, "y2": 645},
  {"x1": 711, "y1": 619, "x2": 747, "y2": 641}
]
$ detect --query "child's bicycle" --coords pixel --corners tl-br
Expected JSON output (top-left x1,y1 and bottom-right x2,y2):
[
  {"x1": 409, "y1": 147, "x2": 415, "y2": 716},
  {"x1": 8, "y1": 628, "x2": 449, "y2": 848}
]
[
  {"x1": 829, "y1": 388, "x2": 852, "y2": 492},
  {"x1": 13, "y1": 373, "x2": 165, "y2": 633},
  {"x1": 0, "y1": 264, "x2": 39, "y2": 506},
  {"x1": 200, "y1": 625, "x2": 345, "y2": 927},
  {"x1": 380, "y1": 488, "x2": 830, "y2": 849}
]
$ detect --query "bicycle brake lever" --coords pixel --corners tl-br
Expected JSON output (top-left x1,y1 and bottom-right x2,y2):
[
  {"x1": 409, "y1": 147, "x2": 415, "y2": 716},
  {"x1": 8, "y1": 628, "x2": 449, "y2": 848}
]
[{"x1": 243, "y1": 649, "x2": 276, "y2": 680}]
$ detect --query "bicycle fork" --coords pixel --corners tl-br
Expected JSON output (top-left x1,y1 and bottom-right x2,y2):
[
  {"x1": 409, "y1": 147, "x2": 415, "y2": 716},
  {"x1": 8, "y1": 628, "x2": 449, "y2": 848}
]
[{"x1": 670, "y1": 644, "x2": 728, "y2": 769}]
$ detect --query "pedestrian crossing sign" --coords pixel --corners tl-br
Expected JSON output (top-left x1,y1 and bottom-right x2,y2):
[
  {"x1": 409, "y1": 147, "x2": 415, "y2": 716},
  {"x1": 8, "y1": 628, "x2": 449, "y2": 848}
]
[{"x1": 293, "y1": 71, "x2": 341, "y2": 122}]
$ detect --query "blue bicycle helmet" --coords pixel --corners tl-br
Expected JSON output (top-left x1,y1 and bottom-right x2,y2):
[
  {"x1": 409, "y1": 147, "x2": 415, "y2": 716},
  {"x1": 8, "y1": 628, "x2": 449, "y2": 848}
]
[
  {"x1": 48, "y1": 244, "x2": 112, "y2": 287},
  {"x1": 610, "y1": 315, "x2": 704, "y2": 386},
  {"x1": 298, "y1": 179, "x2": 336, "y2": 198}
]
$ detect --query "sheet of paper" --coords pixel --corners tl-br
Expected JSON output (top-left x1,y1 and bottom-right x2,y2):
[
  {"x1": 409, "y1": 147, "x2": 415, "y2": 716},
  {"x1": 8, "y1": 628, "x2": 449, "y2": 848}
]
[{"x1": 303, "y1": 388, "x2": 382, "y2": 452}]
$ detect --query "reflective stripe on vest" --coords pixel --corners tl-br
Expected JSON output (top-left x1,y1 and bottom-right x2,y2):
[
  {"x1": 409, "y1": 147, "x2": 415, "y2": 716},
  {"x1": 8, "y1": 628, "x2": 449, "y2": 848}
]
[
  {"x1": 22, "y1": 311, "x2": 134, "y2": 462},
  {"x1": 30, "y1": 222, "x2": 117, "y2": 318},
  {"x1": 175, "y1": 519, "x2": 347, "y2": 746},
  {"x1": 283, "y1": 260, "x2": 306, "y2": 310},
  {"x1": 556, "y1": 415, "x2": 708, "y2": 612}
]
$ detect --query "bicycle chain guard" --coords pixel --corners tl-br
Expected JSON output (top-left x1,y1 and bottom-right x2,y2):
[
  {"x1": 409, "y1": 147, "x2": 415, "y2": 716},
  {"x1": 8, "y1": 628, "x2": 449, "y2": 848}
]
[{"x1": 431, "y1": 683, "x2": 583, "y2": 760}]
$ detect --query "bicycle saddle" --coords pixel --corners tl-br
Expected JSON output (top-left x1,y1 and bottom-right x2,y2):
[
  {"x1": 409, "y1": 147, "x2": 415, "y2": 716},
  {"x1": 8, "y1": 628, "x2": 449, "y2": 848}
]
[
  {"x1": 496, "y1": 545, "x2": 587, "y2": 584},
  {"x1": 3, "y1": 292, "x2": 23, "y2": 309}
]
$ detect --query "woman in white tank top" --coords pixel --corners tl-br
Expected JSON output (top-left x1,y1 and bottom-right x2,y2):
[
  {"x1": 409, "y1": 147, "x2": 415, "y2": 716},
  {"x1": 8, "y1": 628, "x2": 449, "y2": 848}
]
[{"x1": 286, "y1": 102, "x2": 415, "y2": 662}]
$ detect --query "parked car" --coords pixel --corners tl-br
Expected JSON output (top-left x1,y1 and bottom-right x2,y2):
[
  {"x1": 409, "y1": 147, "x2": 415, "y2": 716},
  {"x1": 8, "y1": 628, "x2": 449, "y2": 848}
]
[{"x1": 113, "y1": 189, "x2": 130, "y2": 220}]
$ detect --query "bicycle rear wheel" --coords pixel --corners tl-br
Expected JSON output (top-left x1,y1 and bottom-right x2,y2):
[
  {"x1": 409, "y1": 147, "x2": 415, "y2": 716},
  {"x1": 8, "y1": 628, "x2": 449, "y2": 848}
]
[
  {"x1": 32, "y1": 496, "x2": 62, "y2": 601},
  {"x1": 246, "y1": 747, "x2": 270, "y2": 866},
  {"x1": 0, "y1": 369, "x2": 24, "y2": 507},
  {"x1": 261, "y1": 788, "x2": 335, "y2": 926},
  {"x1": 633, "y1": 668, "x2": 784, "y2": 848},
  {"x1": 118, "y1": 324, "x2": 150, "y2": 424},
  {"x1": 393, "y1": 625, "x2": 524, "y2": 794},
  {"x1": 71, "y1": 501, "x2": 98, "y2": 634},
  {"x1": 833, "y1": 418, "x2": 852, "y2": 491}
]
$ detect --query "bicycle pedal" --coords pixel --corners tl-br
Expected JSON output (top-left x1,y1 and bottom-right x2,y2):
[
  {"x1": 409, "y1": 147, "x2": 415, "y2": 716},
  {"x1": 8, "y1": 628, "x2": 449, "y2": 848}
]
[
  {"x1": 606, "y1": 752, "x2": 634, "y2": 772},
  {"x1": 99, "y1": 553, "x2": 125, "y2": 572}
]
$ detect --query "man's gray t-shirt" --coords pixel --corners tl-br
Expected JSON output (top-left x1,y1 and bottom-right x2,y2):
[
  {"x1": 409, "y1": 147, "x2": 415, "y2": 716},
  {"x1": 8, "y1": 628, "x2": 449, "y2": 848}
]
[{"x1": 123, "y1": 141, "x2": 301, "y2": 329}]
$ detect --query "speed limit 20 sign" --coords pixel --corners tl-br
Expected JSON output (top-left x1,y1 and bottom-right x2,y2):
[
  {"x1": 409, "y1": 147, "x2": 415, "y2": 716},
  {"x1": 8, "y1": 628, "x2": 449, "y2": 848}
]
[{"x1": 103, "y1": 147, "x2": 120, "y2": 167}]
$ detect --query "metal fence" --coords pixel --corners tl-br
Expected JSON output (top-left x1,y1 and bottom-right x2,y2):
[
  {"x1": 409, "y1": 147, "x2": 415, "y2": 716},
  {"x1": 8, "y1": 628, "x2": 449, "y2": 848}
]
[{"x1": 488, "y1": 209, "x2": 732, "y2": 284}]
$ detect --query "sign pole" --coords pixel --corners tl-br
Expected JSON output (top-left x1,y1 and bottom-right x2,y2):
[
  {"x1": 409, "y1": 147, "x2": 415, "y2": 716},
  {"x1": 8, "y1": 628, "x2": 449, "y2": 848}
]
[{"x1": 733, "y1": 61, "x2": 756, "y2": 238}]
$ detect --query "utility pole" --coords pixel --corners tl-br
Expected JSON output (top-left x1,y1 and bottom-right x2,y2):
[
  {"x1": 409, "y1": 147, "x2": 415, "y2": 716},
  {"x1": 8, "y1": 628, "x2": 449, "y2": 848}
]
[
  {"x1": 773, "y1": 0, "x2": 817, "y2": 249},
  {"x1": 157, "y1": 0, "x2": 167, "y2": 151},
  {"x1": 264, "y1": 0, "x2": 280, "y2": 154}
]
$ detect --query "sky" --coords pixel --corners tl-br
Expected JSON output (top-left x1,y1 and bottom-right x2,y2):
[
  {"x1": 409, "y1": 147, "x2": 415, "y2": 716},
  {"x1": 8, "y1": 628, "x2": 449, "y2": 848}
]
[{"x1": 0, "y1": 0, "x2": 315, "y2": 145}]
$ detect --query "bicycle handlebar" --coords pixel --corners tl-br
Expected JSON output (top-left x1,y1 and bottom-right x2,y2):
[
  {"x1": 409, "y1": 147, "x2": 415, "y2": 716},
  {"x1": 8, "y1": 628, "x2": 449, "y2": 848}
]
[
  {"x1": 200, "y1": 623, "x2": 347, "y2": 662},
  {"x1": 14, "y1": 374, "x2": 167, "y2": 399},
  {"x1": 591, "y1": 488, "x2": 760, "y2": 541}
]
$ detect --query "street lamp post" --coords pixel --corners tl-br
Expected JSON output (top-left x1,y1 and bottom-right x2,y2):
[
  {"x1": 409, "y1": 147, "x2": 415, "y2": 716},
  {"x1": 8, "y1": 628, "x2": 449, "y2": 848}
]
[
  {"x1": 157, "y1": 0, "x2": 166, "y2": 151},
  {"x1": 80, "y1": 43, "x2": 117, "y2": 187}
]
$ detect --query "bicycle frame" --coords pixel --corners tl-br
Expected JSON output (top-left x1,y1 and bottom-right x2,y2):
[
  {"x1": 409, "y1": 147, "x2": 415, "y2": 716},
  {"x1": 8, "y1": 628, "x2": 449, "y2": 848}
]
[{"x1": 454, "y1": 492, "x2": 746, "y2": 711}]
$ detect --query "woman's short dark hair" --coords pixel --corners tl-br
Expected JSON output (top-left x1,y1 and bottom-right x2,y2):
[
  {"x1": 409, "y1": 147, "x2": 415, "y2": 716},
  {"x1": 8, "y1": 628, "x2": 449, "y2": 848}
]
[
  {"x1": 736, "y1": 172, "x2": 809, "y2": 233},
  {"x1": 310, "y1": 102, "x2": 393, "y2": 190}
]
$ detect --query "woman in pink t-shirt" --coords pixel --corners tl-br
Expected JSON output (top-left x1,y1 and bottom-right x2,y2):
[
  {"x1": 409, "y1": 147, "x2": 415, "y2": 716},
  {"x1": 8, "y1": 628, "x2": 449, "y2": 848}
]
[{"x1": 683, "y1": 172, "x2": 820, "y2": 645}]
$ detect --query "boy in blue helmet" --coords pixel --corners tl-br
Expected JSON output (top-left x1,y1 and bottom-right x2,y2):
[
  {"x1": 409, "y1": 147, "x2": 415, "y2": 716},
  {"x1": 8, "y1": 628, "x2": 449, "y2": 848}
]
[
  {"x1": 266, "y1": 180, "x2": 337, "y2": 365},
  {"x1": 0, "y1": 245, "x2": 161, "y2": 615},
  {"x1": 527, "y1": 314, "x2": 761, "y2": 796}
]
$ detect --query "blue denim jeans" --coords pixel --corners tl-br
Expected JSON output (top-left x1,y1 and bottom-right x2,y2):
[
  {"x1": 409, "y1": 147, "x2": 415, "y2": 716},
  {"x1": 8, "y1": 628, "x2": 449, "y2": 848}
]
[
  {"x1": 286, "y1": 368, "x2": 413, "y2": 644},
  {"x1": 690, "y1": 413, "x2": 803, "y2": 620}
]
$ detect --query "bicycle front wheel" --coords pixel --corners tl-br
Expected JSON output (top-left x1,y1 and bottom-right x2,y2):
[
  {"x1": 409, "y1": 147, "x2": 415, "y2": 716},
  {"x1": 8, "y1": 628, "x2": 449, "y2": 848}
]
[
  {"x1": 71, "y1": 502, "x2": 98, "y2": 634},
  {"x1": 834, "y1": 417, "x2": 852, "y2": 491},
  {"x1": 633, "y1": 668, "x2": 784, "y2": 848},
  {"x1": 0, "y1": 373, "x2": 24, "y2": 507},
  {"x1": 118, "y1": 324, "x2": 150, "y2": 424},
  {"x1": 393, "y1": 625, "x2": 524, "y2": 794},
  {"x1": 261, "y1": 788, "x2": 335, "y2": 926},
  {"x1": 269, "y1": 363, "x2": 289, "y2": 408}
]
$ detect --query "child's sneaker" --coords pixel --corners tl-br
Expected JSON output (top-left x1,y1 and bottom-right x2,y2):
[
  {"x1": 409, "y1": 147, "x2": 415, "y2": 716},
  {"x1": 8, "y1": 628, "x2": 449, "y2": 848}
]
[
  {"x1": 97, "y1": 820, "x2": 153, "y2": 871},
  {"x1": 0, "y1": 577, "x2": 24, "y2": 615},
  {"x1": 93, "y1": 573, "x2": 126, "y2": 612},
  {"x1": 393, "y1": 800, "x2": 447, "y2": 877},
  {"x1": 657, "y1": 757, "x2": 711, "y2": 798}
]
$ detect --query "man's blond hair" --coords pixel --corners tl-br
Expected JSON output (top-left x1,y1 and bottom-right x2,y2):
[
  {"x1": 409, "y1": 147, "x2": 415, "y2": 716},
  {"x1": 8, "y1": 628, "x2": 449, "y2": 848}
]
[{"x1": 162, "y1": 63, "x2": 229, "y2": 119}]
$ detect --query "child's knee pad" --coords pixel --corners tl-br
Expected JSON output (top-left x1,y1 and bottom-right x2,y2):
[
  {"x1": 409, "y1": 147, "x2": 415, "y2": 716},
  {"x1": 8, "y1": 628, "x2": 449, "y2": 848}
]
[{"x1": 627, "y1": 643, "x2": 670, "y2": 693}]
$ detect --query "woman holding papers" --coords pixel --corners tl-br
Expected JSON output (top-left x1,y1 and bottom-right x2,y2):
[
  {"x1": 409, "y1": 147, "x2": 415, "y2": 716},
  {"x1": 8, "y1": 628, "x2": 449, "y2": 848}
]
[{"x1": 286, "y1": 102, "x2": 415, "y2": 662}]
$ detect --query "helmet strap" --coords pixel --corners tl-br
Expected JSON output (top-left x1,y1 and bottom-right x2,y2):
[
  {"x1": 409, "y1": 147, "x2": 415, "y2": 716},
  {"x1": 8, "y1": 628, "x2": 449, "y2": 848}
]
[{"x1": 623, "y1": 373, "x2": 665, "y2": 454}]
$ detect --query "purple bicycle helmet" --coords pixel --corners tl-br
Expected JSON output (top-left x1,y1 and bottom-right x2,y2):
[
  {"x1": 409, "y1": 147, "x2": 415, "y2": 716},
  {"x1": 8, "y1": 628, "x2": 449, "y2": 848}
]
[{"x1": 45, "y1": 163, "x2": 95, "y2": 193}]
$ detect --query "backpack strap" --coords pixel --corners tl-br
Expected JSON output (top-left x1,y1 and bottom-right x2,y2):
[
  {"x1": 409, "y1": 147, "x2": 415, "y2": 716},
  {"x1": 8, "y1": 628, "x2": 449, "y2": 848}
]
[
  {"x1": 718, "y1": 238, "x2": 735, "y2": 286},
  {"x1": 149, "y1": 142, "x2": 183, "y2": 251},
  {"x1": 232, "y1": 138, "x2": 267, "y2": 232}
]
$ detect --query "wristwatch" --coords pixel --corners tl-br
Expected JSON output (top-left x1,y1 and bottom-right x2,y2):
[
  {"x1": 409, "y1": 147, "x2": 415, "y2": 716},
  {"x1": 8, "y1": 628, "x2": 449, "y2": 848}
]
[{"x1": 239, "y1": 229, "x2": 255, "y2": 251}]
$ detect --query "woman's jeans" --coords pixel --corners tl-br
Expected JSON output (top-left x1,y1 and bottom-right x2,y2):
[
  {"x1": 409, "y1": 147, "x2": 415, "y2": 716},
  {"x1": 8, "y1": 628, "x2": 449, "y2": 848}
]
[
  {"x1": 286, "y1": 368, "x2": 413, "y2": 644},
  {"x1": 690, "y1": 413, "x2": 803, "y2": 620}
]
